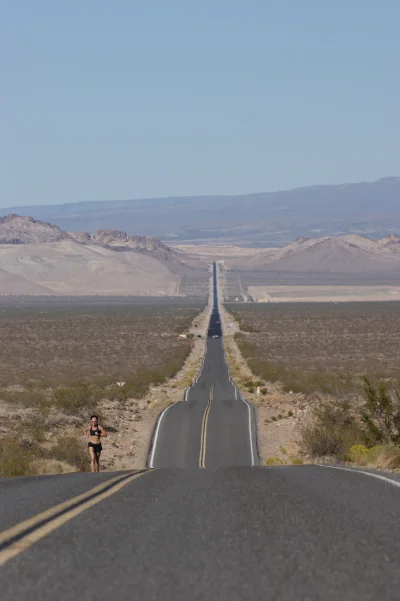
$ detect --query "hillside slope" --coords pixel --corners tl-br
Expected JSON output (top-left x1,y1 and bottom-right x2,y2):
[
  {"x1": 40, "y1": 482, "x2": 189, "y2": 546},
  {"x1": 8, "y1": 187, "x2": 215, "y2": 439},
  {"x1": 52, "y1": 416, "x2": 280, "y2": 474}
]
[{"x1": 0, "y1": 215, "x2": 208, "y2": 296}]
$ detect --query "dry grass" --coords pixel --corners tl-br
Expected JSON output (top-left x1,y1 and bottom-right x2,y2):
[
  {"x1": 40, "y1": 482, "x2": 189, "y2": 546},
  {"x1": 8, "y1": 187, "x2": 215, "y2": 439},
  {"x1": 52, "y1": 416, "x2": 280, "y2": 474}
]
[{"x1": 227, "y1": 302, "x2": 400, "y2": 396}]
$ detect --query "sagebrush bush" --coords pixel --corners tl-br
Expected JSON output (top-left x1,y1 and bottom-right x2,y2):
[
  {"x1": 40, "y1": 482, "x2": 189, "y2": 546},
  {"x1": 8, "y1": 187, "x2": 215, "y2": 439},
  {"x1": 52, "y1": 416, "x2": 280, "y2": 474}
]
[
  {"x1": 366, "y1": 444, "x2": 400, "y2": 470},
  {"x1": 0, "y1": 437, "x2": 34, "y2": 476},
  {"x1": 299, "y1": 400, "x2": 362, "y2": 460},
  {"x1": 53, "y1": 384, "x2": 101, "y2": 416},
  {"x1": 17, "y1": 409, "x2": 50, "y2": 445},
  {"x1": 50, "y1": 435, "x2": 88, "y2": 471}
]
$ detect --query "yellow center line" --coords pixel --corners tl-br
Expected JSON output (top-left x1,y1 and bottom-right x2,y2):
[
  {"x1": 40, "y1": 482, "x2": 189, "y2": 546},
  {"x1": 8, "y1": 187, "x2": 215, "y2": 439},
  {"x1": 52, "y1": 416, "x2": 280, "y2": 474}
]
[
  {"x1": 0, "y1": 469, "x2": 154, "y2": 568},
  {"x1": 199, "y1": 385, "x2": 213, "y2": 468}
]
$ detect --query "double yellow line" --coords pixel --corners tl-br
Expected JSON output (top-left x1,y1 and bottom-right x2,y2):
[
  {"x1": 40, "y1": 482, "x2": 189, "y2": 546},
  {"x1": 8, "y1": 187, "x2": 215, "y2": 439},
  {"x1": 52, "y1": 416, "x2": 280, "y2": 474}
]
[
  {"x1": 199, "y1": 385, "x2": 213, "y2": 468},
  {"x1": 0, "y1": 469, "x2": 153, "y2": 568}
]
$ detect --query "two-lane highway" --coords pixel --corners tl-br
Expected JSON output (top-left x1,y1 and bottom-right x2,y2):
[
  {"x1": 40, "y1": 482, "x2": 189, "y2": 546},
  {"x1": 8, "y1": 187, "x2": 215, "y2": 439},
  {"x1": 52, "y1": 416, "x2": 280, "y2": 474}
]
[
  {"x1": 2, "y1": 466, "x2": 400, "y2": 600},
  {"x1": 148, "y1": 263, "x2": 257, "y2": 468}
]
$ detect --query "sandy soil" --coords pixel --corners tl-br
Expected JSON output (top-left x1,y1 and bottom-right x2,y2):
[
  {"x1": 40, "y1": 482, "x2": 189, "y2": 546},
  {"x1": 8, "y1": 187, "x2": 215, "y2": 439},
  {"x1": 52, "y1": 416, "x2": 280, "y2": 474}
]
[
  {"x1": 248, "y1": 285, "x2": 400, "y2": 303},
  {"x1": 0, "y1": 241, "x2": 180, "y2": 296},
  {"x1": 173, "y1": 245, "x2": 275, "y2": 259}
]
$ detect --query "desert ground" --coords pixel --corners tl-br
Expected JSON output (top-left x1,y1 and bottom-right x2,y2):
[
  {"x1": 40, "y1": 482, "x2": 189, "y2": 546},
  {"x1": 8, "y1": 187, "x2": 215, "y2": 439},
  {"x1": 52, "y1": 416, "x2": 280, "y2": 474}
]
[
  {"x1": 0, "y1": 297, "x2": 210, "y2": 475},
  {"x1": 173, "y1": 245, "x2": 274, "y2": 259},
  {"x1": 220, "y1": 298, "x2": 400, "y2": 465},
  {"x1": 246, "y1": 285, "x2": 400, "y2": 302}
]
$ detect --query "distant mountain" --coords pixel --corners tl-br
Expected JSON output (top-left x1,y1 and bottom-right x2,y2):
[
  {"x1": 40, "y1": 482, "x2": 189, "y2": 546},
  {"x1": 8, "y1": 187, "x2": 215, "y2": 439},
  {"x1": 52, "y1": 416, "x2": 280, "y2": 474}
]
[
  {"x1": 0, "y1": 214, "x2": 178, "y2": 258},
  {"x1": 1, "y1": 177, "x2": 399, "y2": 247},
  {"x1": 228, "y1": 233, "x2": 400, "y2": 286},
  {"x1": 0, "y1": 215, "x2": 208, "y2": 297}
]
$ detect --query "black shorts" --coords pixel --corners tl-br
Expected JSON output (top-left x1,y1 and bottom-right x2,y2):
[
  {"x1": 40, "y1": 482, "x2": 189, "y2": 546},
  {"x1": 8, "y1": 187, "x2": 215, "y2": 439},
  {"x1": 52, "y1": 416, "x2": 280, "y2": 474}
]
[{"x1": 88, "y1": 442, "x2": 102, "y2": 454}]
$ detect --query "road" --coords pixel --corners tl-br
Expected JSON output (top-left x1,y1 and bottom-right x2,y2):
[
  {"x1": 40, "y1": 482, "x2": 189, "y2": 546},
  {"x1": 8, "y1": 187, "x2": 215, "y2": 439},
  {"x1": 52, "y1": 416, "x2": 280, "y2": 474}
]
[
  {"x1": 1, "y1": 263, "x2": 400, "y2": 599},
  {"x1": 1, "y1": 466, "x2": 400, "y2": 600},
  {"x1": 148, "y1": 262, "x2": 257, "y2": 468}
]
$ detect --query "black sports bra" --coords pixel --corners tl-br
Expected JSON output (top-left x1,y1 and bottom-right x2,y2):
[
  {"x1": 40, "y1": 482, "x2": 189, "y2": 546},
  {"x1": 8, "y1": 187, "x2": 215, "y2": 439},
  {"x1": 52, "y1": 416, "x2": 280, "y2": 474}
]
[{"x1": 90, "y1": 426, "x2": 101, "y2": 437}]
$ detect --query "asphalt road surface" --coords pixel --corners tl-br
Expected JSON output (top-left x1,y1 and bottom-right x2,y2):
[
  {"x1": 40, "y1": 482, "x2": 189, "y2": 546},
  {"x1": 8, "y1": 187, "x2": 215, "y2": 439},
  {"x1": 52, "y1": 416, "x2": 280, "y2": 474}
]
[
  {"x1": 1, "y1": 466, "x2": 400, "y2": 600},
  {"x1": 148, "y1": 262, "x2": 257, "y2": 468}
]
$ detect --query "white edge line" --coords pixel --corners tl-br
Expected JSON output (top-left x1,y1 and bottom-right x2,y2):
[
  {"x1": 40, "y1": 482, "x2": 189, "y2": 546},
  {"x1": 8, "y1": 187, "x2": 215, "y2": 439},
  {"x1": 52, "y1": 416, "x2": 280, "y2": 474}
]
[
  {"x1": 148, "y1": 403, "x2": 175, "y2": 468},
  {"x1": 317, "y1": 463, "x2": 400, "y2": 489},
  {"x1": 241, "y1": 396, "x2": 255, "y2": 466}
]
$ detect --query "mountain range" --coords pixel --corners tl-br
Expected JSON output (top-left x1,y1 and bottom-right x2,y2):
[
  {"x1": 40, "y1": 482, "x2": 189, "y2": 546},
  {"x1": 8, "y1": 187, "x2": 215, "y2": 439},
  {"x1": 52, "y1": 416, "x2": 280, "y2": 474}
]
[
  {"x1": 1, "y1": 177, "x2": 399, "y2": 247},
  {"x1": 222, "y1": 233, "x2": 400, "y2": 296},
  {"x1": 1, "y1": 214, "x2": 400, "y2": 297}
]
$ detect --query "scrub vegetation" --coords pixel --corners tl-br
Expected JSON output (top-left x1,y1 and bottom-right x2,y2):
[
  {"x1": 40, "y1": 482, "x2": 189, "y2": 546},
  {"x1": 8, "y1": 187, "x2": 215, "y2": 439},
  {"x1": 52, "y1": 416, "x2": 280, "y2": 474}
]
[
  {"x1": 227, "y1": 302, "x2": 400, "y2": 468},
  {"x1": 0, "y1": 303, "x2": 203, "y2": 476},
  {"x1": 227, "y1": 302, "x2": 400, "y2": 395}
]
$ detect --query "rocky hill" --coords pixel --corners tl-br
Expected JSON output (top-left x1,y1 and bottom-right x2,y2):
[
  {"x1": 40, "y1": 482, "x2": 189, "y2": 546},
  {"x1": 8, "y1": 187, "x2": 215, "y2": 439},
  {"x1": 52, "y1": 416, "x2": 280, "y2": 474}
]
[
  {"x1": 234, "y1": 234, "x2": 400, "y2": 268},
  {"x1": 226, "y1": 233, "x2": 400, "y2": 288},
  {"x1": 0, "y1": 215, "x2": 208, "y2": 297},
  {"x1": 0, "y1": 215, "x2": 70, "y2": 244},
  {"x1": 0, "y1": 214, "x2": 175, "y2": 257},
  {"x1": 69, "y1": 229, "x2": 176, "y2": 259}
]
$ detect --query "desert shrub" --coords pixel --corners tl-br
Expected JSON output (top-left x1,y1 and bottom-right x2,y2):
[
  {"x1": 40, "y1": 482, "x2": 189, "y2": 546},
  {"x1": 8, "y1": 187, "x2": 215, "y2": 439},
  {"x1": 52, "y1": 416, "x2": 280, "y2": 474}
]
[
  {"x1": 299, "y1": 400, "x2": 362, "y2": 460},
  {"x1": 0, "y1": 437, "x2": 34, "y2": 476},
  {"x1": 53, "y1": 384, "x2": 101, "y2": 416},
  {"x1": 348, "y1": 444, "x2": 370, "y2": 465},
  {"x1": 290, "y1": 457, "x2": 304, "y2": 465},
  {"x1": 288, "y1": 410, "x2": 294, "y2": 417},
  {"x1": 243, "y1": 379, "x2": 254, "y2": 388},
  {"x1": 265, "y1": 456, "x2": 286, "y2": 466},
  {"x1": 0, "y1": 388, "x2": 46, "y2": 408},
  {"x1": 366, "y1": 444, "x2": 400, "y2": 470},
  {"x1": 33, "y1": 459, "x2": 75, "y2": 475},
  {"x1": 238, "y1": 322, "x2": 260, "y2": 333},
  {"x1": 17, "y1": 409, "x2": 50, "y2": 445},
  {"x1": 260, "y1": 387, "x2": 268, "y2": 395},
  {"x1": 361, "y1": 377, "x2": 400, "y2": 445},
  {"x1": 50, "y1": 435, "x2": 88, "y2": 471}
]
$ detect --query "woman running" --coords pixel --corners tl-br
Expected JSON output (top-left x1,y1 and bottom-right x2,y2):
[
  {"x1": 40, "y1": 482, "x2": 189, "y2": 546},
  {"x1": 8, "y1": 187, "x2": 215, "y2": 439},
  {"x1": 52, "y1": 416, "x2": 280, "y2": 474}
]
[{"x1": 85, "y1": 415, "x2": 107, "y2": 472}]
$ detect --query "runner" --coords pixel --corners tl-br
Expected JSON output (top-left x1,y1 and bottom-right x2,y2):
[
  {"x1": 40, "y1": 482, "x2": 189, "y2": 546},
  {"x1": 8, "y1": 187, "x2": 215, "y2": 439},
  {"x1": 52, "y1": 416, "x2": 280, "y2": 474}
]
[{"x1": 84, "y1": 415, "x2": 107, "y2": 472}]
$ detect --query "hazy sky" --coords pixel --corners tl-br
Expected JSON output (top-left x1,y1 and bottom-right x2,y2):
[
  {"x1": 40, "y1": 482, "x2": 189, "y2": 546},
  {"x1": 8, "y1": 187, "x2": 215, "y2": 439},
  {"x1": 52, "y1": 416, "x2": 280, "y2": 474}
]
[{"x1": 1, "y1": 1, "x2": 399, "y2": 207}]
